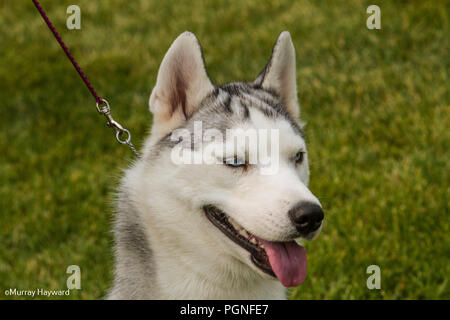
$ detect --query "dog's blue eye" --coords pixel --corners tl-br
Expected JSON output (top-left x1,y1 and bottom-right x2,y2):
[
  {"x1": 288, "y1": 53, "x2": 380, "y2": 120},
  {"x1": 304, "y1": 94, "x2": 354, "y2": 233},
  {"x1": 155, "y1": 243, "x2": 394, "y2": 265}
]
[
  {"x1": 295, "y1": 151, "x2": 304, "y2": 164},
  {"x1": 224, "y1": 157, "x2": 246, "y2": 168}
]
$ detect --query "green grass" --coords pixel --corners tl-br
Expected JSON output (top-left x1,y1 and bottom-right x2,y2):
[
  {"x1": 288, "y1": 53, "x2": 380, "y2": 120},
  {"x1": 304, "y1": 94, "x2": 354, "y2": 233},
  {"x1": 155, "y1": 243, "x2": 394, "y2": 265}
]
[{"x1": 0, "y1": 0, "x2": 448, "y2": 299}]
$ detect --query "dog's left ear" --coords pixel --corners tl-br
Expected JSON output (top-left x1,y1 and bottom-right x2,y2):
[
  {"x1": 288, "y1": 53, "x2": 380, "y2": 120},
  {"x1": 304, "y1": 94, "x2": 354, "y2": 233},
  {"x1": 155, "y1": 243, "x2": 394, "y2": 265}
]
[{"x1": 254, "y1": 31, "x2": 299, "y2": 119}]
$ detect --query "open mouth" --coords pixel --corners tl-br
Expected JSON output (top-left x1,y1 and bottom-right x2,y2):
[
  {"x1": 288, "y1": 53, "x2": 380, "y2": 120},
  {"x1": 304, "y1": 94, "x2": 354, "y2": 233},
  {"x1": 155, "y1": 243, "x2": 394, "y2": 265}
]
[{"x1": 204, "y1": 205, "x2": 307, "y2": 287}]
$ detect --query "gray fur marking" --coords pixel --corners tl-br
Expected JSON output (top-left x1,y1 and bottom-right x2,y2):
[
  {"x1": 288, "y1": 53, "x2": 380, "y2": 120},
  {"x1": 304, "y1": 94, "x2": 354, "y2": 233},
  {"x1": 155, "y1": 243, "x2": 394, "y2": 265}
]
[
  {"x1": 153, "y1": 82, "x2": 303, "y2": 155},
  {"x1": 108, "y1": 187, "x2": 155, "y2": 299}
]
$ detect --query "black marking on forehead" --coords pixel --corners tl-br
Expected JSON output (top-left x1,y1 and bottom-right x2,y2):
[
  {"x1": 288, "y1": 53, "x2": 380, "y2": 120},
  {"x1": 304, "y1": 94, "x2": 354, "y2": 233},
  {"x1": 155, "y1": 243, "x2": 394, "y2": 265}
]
[
  {"x1": 239, "y1": 99, "x2": 250, "y2": 119},
  {"x1": 222, "y1": 94, "x2": 233, "y2": 114},
  {"x1": 211, "y1": 82, "x2": 303, "y2": 136},
  {"x1": 220, "y1": 82, "x2": 252, "y2": 96}
]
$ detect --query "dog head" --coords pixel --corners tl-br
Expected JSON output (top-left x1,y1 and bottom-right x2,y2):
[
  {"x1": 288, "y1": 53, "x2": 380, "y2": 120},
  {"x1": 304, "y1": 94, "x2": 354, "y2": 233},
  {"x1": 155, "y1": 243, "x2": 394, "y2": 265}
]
[{"x1": 143, "y1": 31, "x2": 323, "y2": 288}]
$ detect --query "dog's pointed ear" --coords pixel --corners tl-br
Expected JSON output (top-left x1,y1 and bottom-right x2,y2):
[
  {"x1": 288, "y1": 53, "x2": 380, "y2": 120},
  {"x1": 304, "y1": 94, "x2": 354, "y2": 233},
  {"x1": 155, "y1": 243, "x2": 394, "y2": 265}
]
[
  {"x1": 254, "y1": 31, "x2": 299, "y2": 118},
  {"x1": 149, "y1": 32, "x2": 214, "y2": 136}
]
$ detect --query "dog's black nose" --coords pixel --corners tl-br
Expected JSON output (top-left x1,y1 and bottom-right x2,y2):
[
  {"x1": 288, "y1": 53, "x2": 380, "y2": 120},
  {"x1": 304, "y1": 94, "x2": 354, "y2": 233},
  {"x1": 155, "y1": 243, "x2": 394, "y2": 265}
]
[{"x1": 289, "y1": 201, "x2": 324, "y2": 234}]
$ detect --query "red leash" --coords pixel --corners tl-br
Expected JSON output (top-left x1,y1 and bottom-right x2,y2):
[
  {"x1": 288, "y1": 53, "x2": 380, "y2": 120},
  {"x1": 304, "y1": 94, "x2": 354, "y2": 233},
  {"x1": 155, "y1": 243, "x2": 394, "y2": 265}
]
[
  {"x1": 32, "y1": 0, "x2": 101, "y2": 104},
  {"x1": 32, "y1": 0, "x2": 140, "y2": 157}
]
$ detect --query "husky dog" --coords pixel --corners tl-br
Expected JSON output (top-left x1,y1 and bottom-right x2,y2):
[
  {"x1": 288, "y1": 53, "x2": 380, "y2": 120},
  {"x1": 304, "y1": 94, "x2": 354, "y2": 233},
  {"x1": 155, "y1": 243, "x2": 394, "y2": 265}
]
[{"x1": 108, "y1": 31, "x2": 324, "y2": 299}]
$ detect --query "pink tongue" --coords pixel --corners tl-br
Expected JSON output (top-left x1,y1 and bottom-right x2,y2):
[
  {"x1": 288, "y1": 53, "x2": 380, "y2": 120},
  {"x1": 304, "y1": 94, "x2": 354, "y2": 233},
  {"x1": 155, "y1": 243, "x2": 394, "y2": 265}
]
[{"x1": 260, "y1": 240, "x2": 307, "y2": 287}]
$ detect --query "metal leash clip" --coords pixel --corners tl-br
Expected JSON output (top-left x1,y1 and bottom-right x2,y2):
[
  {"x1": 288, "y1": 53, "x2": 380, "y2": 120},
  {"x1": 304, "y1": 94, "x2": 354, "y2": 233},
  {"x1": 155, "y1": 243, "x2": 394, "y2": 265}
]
[{"x1": 96, "y1": 99, "x2": 140, "y2": 157}]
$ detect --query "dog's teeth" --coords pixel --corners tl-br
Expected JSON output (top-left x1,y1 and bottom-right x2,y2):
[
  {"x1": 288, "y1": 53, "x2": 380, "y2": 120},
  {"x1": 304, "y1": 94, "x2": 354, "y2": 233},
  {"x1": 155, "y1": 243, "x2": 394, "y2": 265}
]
[
  {"x1": 226, "y1": 216, "x2": 259, "y2": 242},
  {"x1": 228, "y1": 218, "x2": 239, "y2": 228},
  {"x1": 228, "y1": 217, "x2": 246, "y2": 233}
]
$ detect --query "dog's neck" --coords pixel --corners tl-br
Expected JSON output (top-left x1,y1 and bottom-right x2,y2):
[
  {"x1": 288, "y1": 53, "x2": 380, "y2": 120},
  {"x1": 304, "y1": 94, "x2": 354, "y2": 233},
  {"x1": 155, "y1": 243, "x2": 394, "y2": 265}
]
[{"x1": 147, "y1": 229, "x2": 286, "y2": 299}]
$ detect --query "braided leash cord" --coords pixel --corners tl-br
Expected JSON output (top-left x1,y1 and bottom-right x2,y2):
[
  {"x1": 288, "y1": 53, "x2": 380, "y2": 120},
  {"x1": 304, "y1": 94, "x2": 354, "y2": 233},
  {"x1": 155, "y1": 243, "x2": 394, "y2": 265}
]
[
  {"x1": 32, "y1": 0, "x2": 102, "y2": 104},
  {"x1": 32, "y1": 0, "x2": 140, "y2": 158}
]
